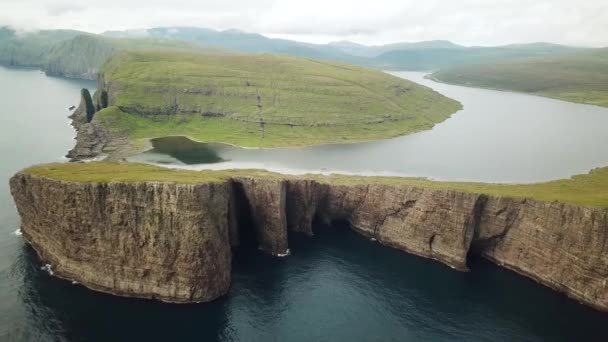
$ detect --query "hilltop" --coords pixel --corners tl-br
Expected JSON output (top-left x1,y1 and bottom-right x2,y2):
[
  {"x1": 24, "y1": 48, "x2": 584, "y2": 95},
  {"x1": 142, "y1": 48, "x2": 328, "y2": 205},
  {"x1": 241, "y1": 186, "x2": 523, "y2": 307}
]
[
  {"x1": 45, "y1": 35, "x2": 227, "y2": 79},
  {"x1": 0, "y1": 26, "x2": 593, "y2": 80},
  {"x1": 431, "y1": 48, "x2": 608, "y2": 107},
  {"x1": 110, "y1": 27, "x2": 589, "y2": 70},
  {"x1": 82, "y1": 50, "x2": 460, "y2": 153},
  {"x1": 0, "y1": 27, "x2": 225, "y2": 79}
]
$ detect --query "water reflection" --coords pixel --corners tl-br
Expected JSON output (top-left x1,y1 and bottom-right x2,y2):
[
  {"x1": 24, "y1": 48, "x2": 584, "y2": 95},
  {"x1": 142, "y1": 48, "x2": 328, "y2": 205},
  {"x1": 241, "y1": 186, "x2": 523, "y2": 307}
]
[{"x1": 150, "y1": 137, "x2": 226, "y2": 164}]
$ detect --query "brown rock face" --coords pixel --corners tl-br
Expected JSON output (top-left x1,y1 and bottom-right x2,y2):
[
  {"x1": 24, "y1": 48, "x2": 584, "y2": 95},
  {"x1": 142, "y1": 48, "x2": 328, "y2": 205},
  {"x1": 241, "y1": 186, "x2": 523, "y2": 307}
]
[
  {"x1": 311, "y1": 183, "x2": 482, "y2": 271},
  {"x1": 10, "y1": 173, "x2": 608, "y2": 310},
  {"x1": 232, "y1": 177, "x2": 289, "y2": 255},
  {"x1": 476, "y1": 197, "x2": 608, "y2": 311},
  {"x1": 66, "y1": 84, "x2": 131, "y2": 162},
  {"x1": 10, "y1": 174, "x2": 232, "y2": 303}
]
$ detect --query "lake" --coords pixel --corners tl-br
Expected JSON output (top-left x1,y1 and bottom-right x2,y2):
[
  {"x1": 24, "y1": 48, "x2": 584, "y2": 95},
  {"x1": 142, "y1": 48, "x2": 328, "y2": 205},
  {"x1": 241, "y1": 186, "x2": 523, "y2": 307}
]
[
  {"x1": 1, "y1": 66, "x2": 608, "y2": 341},
  {"x1": 131, "y1": 71, "x2": 608, "y2": 183}
]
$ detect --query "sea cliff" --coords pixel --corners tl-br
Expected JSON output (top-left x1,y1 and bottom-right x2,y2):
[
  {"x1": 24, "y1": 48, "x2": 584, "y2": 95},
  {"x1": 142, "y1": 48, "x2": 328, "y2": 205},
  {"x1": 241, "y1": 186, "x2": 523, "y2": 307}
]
[{"x1": 10, "y1": 164, "x2": 608, "y2": 310}]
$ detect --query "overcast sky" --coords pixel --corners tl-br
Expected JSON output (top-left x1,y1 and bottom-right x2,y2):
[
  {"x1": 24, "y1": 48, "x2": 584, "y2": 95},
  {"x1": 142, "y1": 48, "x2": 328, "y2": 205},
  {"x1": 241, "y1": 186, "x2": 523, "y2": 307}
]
[{"x1": 1, "y1": 0, "x2": 607, "y2": 47}]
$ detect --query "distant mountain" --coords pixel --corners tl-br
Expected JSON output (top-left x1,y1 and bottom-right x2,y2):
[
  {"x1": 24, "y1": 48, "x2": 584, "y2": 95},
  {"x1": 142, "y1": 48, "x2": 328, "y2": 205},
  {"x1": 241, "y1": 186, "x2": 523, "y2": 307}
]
[
  {"x1": 45, "y1": 34, "x2": 228, "y2": 79},
  {"x1": 0, "y1": 27, "x2": 226, "y2": 79},
  {"x1": 0, "y1": 25, "x2": 597, "y2": 80},
  {"x1": 104, "y1": 27, "x2": 366, "y2": 65},
  {"x1": 431, "y1": 48, "x2": 608, "y2": 107},
  {"x1": 0, "y1": 27, "x2": 85, "y2": 67},
  {"x1": 45, "y1": 35, "x2": 116, "y2": 79},
  {"x1": 372, "y1": 43, "x2": 588, "y2": 70},
  {"x1": 329, "y1": 40, "x2": 464, "y2": 57},
  {"x1": 103, "y1": 27, "x2": 591, "y2": 71}
]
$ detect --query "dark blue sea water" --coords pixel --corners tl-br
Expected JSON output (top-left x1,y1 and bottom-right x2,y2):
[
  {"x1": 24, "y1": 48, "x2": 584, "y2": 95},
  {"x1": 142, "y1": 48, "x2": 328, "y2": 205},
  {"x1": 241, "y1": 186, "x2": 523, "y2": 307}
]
[{"x1": 1, "y1": 66, "x2": 608, "y2": 341}]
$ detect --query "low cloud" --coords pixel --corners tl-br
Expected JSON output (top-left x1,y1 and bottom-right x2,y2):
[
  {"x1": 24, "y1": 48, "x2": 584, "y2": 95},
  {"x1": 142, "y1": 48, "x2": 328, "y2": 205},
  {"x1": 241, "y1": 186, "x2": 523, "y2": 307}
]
[
  {"x1": 45, "y1": 3, "x2": 86, "y2": 16},
  {"x1": 0, "y1": 0, "x2": 606, "y2": 47}
]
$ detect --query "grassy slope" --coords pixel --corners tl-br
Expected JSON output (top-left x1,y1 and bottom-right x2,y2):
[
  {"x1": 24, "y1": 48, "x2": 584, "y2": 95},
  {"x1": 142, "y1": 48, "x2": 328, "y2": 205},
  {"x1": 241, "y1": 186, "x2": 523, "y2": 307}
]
[
  {"x1": 1, "y1": 26, "x2": 594, "y2": 79},
  {"x1": 96, "y1": 50, "x2": 461, "y2": 148},
  {"x1": 24, "y1": 162, "x2": 608, "y2": 208},
  {"x1": 0, "y1": 27, "x2": 229, "y2": 79},
  {"x1": 372, "y1": 43, "x2": 588, "y2": 71},
  {"x1": 109, "y1": 27, "x2": 589, "y2": 71},
  {"x1": 431, "y1": 48, "x2": 608, "y2": 107},
  {"x1": 47, "y1": 35, "x2": 229, "y2": 79},
  {"x1": 0, "y1": 27, "x2": 83, "y2": 67}
]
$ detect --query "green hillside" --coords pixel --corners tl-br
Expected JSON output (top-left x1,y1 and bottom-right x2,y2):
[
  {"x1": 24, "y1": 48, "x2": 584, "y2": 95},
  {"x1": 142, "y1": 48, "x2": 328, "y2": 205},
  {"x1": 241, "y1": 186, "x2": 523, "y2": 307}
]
[
  {"x1": 45, "y1": 35, "x2": 115, "y2": 79},
  {"x1": 1, "y1": 26, "x2": 595, "y2": 81},
  {"x1": 371, "y1": 43, "x2": 587, "y2": 71},
  {"x1": 0, "y1": 27, "x2": 83, "y2": 67},
  {"x1": 0, "y1": 27, "x2": 226, "y2": 79},
  {"x1": 431, "y1": 48, "x2": 608, "y2": 107},
  {"x1": 93, "y1": 50, "x2": 461, "y2": 148},
  {"x1": 110, "y1": 27, "x2": 588, "y2": 71},
  {"x1": 23, "y1": 162, "x2": 608, "y2": 208},
  {"x1": 45, "y1": 34, "x2": 227, "y2": 79}
]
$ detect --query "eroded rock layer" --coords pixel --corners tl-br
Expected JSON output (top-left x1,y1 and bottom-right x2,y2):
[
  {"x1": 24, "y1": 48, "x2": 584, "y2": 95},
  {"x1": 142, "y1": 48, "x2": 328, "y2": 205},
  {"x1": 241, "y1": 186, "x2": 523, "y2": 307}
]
[{"x1": 10, "y1": 173, "x2": 608, "y2": 310}]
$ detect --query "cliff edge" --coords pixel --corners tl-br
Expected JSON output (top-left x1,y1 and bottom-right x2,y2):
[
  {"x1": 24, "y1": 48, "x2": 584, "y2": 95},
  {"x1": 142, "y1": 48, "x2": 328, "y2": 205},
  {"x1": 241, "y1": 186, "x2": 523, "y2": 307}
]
[{"x1": 10, "y1": 163, "x2": 608, "y2": 310}]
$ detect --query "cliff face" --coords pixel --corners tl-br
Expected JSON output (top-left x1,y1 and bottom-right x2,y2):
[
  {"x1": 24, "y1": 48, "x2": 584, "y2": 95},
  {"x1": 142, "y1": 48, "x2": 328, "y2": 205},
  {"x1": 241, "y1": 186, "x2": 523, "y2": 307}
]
[
  {"x1": 10, "y1": 173, "x2": 608, "y2": 310},
  {"x1": 45, "y1": 35, "x2": 115, "y2": 80},
  {"x1": 11, "y1": 173, "x2": 232, "y2": 303},
  {"x1": 477, "y1": 197, "x2": 608, "y2": 310},
  {"x1": 66, "y1": 89, "x2": 130, "y2": 161}
]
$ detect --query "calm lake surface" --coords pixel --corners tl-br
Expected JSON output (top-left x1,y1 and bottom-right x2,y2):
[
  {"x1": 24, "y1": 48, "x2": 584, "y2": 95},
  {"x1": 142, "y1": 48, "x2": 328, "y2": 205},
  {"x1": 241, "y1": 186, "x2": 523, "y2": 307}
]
[
  {"x1": 132, "y1": 71, "x2": 608, "y2": 183},
  {"x1": 2, "y1": 66, "x2": 608, "y2": 341}
]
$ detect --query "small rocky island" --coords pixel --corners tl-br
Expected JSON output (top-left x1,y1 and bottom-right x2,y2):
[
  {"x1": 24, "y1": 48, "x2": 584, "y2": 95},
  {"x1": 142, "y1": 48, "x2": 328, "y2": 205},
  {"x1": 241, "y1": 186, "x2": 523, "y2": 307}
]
[{"x1": 10, "y1": 162, "x2": 608, "y2": 310}]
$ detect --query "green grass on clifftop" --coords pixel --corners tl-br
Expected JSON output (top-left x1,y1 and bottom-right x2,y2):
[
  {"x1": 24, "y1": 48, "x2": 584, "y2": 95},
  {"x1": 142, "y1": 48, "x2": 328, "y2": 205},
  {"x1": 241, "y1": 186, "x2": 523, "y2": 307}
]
[
  {"x1": 97, "y1": 50, "x2": 461, "y2": 148},
  {"x1": 431, "y1": 48, "x2": 608, "y2": 107},
  {"x1": 23, "y1": 163, "x2": 608, "y2": 208}
]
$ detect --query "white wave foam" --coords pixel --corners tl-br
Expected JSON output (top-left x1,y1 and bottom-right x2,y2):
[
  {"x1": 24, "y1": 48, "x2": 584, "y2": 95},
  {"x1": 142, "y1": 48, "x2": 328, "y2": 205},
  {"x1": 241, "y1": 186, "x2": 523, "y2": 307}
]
[
  {"x1": 277, "y1": 249, "x2": 291, "y2": 257},
  {"x1": 40, "y1": 263, "x2": 54, "y2": 275}
]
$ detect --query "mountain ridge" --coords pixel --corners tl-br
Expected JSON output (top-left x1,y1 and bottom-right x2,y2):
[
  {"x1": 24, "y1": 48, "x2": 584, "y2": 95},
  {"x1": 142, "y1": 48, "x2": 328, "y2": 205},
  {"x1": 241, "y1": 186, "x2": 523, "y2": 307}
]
[{"x1": 0, "y1": 25, "x2": 595, "y2": 80}]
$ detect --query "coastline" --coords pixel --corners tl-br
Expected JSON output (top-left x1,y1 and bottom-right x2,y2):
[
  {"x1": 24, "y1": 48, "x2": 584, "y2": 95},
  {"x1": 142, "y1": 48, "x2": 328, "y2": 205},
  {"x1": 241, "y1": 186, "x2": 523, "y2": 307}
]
[
  {"x1": 11, "y1": 164, "x2": 608, "y2": 310},
  {"x1": 425, "y1": 73, "x2": 608, "y2": 109}
]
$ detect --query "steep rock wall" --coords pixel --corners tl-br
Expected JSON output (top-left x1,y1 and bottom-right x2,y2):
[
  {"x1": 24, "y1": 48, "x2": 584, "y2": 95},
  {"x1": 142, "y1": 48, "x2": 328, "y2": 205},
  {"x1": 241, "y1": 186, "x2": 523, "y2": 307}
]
[
  {"x1": 10, "y1": 173, "x2": 608, "y2": 310},
  {"x1": 231, "y1": 177, "x2": 289, "y2": 256},
  {"x1": 477, "y1": 197, "x2": 608, "y2": 311},
  {"x1": 66, "y1": 91, "x2": 130, "y2": 161},
  {"x1": 11, "y1": 173, "x2": 232, "y2": 303}
]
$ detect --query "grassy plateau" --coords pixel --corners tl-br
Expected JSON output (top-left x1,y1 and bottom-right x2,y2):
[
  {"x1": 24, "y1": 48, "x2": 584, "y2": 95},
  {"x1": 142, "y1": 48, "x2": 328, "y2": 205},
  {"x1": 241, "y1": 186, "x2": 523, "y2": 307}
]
[
  {"x1": 94, "y1": 50, "x2": 461, "y2": 148},
  {"x1": 24, "y1": 162, "x2": 608, "y2": 208},
  {"x1": 431, "y1": 48, "x2": 608, "y2": 107}
]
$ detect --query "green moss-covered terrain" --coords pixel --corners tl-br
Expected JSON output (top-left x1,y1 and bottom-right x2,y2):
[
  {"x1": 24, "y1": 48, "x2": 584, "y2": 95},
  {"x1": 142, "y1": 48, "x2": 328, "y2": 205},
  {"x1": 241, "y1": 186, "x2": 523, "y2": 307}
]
[
  {"x1": 24, "y1": 162, "x2": 608, "y2": 208},
  {"x1": 94, "y1": 50, "x2": 461, "y2": 148},
  {"x1": 431, "y1": 48, "x2": 608, "y2": 107}
]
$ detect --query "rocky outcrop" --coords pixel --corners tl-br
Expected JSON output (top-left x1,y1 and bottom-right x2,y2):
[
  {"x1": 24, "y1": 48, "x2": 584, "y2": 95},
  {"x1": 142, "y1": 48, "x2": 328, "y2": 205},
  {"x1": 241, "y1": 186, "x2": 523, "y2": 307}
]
[
  {"x1": 66, "y1": 91, "x2": 131, "y2": 161},
  {"x1": 10, "y1": 172, "x2": 608, "y2": 310}
]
